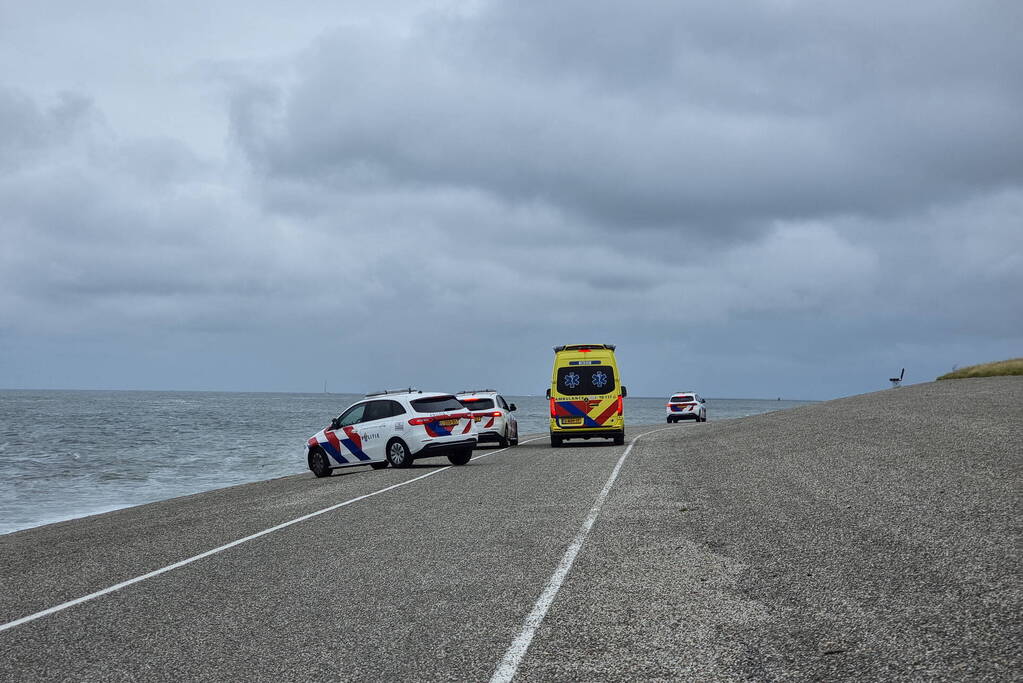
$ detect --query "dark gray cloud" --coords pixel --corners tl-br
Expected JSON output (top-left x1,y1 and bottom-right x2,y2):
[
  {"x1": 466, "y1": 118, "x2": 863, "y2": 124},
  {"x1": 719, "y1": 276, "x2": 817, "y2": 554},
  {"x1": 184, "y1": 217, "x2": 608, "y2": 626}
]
[
  {"x1": 234, "y1": 1, "x2": 1023, "y2": 231},
  {"x1": 0, "y1": 89, "x2": 95, "y2": 168},
  {"x1": 1, "y1": 1, "x2": 1021, "y2": 398}
]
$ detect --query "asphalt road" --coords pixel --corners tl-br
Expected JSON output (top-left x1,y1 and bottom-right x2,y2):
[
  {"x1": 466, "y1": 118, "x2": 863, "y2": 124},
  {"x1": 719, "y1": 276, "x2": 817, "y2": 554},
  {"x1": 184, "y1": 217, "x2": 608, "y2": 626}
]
[{"x1": 1, "y1": 378, "x2": 1019, "y2": 681}]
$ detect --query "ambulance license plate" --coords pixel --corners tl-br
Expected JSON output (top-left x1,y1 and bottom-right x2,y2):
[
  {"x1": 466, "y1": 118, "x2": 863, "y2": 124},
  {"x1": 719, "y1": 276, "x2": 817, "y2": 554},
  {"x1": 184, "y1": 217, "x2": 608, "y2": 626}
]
[{"x1": 561, "y1": 418, "x2": 583, "y2": 426}]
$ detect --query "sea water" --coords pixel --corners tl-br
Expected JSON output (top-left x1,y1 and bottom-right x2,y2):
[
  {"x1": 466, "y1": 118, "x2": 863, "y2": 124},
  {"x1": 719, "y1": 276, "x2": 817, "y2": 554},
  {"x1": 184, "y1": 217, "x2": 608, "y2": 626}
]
[{"x1": 0, "y1": 390, "x2": 814, "y2": 535}]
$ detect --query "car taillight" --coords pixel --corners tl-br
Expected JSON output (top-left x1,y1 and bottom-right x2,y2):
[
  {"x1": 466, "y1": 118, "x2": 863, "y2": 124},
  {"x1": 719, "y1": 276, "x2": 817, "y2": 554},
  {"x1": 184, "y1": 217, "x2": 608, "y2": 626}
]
[
  {"x1": 409, "y1": 413, "x2": 468, "y2": 423},
  {"x1": 484, "y1": 411, "x2": 502, "y2": 417},
  {"x1": 617, "y1": 396, "x2": 623, "y2": 414},
  {"x1": 549, "y1": 398, "x2": 556, "y2": 417},
  {"x1": 409, "y1": 412, "x2": 471, "y2": 425}
]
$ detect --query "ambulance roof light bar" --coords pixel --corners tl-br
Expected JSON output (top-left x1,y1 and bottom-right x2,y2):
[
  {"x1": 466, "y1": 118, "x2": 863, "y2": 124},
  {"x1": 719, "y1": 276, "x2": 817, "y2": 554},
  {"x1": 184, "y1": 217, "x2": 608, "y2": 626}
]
[{"x1": 553, "y1": 344, "x2": 616, "y2": 352}]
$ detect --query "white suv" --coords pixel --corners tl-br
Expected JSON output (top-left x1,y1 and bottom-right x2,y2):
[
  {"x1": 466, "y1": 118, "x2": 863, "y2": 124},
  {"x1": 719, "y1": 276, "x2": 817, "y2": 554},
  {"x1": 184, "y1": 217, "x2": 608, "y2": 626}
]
[
  {"x1": 456, "y1": 390, "x2": 519, "y2": 447},
  {"x1": 306, "y1": 390, "x2": 477, "y2": 477},
  {"x1": 666, "y1": 392, "x2": 707, "y2": 423}
]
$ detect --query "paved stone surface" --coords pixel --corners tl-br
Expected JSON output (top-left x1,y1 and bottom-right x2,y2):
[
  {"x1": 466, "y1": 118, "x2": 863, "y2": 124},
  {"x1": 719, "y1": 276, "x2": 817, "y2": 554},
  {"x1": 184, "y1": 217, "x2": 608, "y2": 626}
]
[{"x1": 1, "y1": 378, "x2": 1019, "y2": 681}]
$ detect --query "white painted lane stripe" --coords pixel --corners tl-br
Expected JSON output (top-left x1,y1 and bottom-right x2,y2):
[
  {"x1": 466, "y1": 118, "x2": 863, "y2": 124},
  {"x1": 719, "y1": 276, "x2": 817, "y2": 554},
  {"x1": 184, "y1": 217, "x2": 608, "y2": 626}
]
[
  {"x1": 0, "y1": 436, "x2": 544, "y2": 634},
  {"x1": 490, "y1": 427, "x2": 675, "y2": 683}
]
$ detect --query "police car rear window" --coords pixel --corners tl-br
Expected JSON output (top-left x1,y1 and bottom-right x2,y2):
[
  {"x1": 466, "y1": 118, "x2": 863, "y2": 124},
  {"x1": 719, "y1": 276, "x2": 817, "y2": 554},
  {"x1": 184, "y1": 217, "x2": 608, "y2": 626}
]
[
  {"x1": 458, "y1": 398, "x2": 496, "y2": 411},
  {"x1": 411, "y1": 396, "x2": 464, "y2": 413},
  {"x1": 671, "y1": 395, "x2": 694, "y2": 402},
  {"x1": 557, "y1": 365, "x2": 616, "y2": 396}
]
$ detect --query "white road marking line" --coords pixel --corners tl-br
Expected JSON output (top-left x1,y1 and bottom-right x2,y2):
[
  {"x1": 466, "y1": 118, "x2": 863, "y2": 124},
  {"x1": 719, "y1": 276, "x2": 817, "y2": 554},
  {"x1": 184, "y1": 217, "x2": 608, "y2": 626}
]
[
  {"x1": 0, "y1": 436, "x2": 544, "y2": 634},
  {"x1": 490, "y1": 427, "x2": 675, "y2": 683}
]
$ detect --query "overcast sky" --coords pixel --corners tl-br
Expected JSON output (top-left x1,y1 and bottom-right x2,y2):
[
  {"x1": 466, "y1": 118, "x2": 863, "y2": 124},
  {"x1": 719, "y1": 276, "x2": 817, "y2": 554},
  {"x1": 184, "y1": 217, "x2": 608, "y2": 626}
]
[{"x1": 1, "y1": 1, "x2": 1020, "y2": 400}]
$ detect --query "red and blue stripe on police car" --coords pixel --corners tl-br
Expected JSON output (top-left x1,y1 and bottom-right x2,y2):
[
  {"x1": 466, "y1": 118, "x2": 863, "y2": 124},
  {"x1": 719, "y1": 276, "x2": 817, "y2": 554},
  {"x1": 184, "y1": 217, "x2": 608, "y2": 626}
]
[{"x1": 308, "y1": 426, "x2": 370, "y2": 464}]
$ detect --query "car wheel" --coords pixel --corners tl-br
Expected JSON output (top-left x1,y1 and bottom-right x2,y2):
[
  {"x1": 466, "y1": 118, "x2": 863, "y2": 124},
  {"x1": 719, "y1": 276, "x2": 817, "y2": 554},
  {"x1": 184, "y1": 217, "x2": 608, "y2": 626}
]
[
  {"x1": 386, "y1": 439, "x2": 413, "y2": 468},
  {"x1": 370, "y1": 461, "x2": 388, "y2": 470},
  {"x1": 308, "y1": 448, "x2": 332, "y2": 478},
  {"x1": 666, "y1": 416, "x2": 673, "y2": 424},
  {"x1": 613, "y1": 433, "x2": 625, "y2": 446},
  {"x1": 551, "y1": 434, "x2": 563, "y2": 448},
  {"x1": 497, "y1": 430, "x2": 509, "y2": 448},
  {"x1": 447, "y1": 448, "x2": 472, "y2": 466}
]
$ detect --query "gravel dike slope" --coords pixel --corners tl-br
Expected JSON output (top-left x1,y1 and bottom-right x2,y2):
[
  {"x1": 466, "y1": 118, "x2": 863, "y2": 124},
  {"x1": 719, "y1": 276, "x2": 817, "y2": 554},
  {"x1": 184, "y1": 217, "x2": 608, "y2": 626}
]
[{"x1": 526, "y1": 377, "x2": 1021, "y2": 680}]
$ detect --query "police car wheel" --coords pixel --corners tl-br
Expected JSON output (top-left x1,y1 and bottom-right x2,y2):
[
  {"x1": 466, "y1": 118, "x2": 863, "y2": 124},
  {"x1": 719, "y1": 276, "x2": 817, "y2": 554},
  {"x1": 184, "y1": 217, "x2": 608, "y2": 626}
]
[
  {"x1": 497, "y1": 431, "x2": 509, "y2": 448},
  {"x1": 308, "y1": 449, "x2": 332, "y2": 478},
  {"x1": 386, "y1": 439, "x2": 413, "y2": 468},
  {"x1": 370, "y1": 461, "x2": 388, "y2": 470},
  {"x1": 510, "y1": 433, "x2": 519, "y2": 446},
  {"x1": 447, "y1": 448, "x2": 472, "y2": 466},
  {"x1": 666, "y1": 417, "x2": 673, "y2": 424}
]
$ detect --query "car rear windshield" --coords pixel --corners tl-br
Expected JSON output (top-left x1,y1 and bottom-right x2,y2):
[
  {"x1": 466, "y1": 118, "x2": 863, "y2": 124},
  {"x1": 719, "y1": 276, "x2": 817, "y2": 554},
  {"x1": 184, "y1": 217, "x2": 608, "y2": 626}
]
[
  {"x1": 671, "y1": 395, "x2": 694, "y2": 402},
  {"x1": 411, "y1": 395, "x2": 465, "y2": 413},
  {"x1": 458, "y1": 397, "x2": 496, "y2": 411},
  {"x1": 556, "y1": 365, "x2": 616, "y2": 396}
]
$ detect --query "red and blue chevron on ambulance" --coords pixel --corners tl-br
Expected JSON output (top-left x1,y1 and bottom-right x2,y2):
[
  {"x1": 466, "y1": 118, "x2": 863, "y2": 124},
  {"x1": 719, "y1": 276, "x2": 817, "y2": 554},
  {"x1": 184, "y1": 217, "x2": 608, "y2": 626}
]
[{"x1": 305, "y1": 390, "x2": 477, "y2": 478}]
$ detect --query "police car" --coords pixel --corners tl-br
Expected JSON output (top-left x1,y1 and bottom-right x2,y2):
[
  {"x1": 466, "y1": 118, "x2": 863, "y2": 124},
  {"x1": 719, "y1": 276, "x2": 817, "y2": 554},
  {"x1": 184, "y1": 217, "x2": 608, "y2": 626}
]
[
  {"x1": 456, "y1": 390, "x2": 519, "y2": 447},
  {"x1": 666, "y1": 392, "x2": 707, "y2": 423},
  {"x1": 306, "y1": 390, "x2": 477, "y2": 477}
]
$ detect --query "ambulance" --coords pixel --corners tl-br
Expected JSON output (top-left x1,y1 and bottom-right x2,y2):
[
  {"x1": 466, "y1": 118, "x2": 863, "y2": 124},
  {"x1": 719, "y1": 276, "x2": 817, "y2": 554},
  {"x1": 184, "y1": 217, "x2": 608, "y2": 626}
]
[{"x1": 546, "y1": 343, "x2": 627, "y2": 447}]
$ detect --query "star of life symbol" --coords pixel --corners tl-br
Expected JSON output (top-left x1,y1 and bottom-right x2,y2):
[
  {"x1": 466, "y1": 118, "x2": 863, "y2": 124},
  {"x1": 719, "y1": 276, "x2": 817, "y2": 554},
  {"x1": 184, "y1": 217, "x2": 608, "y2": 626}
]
[
  {"x1": 591, "y1": 371, "x2": 608, "y2": 388},
  {"x1": 563, "y1": 372, "x2": 581, "y2": 389}
]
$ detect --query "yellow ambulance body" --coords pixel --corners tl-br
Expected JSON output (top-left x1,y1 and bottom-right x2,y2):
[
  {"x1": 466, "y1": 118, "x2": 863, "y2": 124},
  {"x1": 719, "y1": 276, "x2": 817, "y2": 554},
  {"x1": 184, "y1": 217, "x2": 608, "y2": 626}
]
[{"x1": 547, "y1": 343, "x2": 626, "y2": 447}]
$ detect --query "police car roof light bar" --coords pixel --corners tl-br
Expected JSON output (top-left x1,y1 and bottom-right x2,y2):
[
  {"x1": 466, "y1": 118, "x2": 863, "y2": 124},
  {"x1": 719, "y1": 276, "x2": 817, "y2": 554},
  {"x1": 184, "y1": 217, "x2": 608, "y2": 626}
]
[{"x1": 365, "y1": 387, "x2": 421, "y2": 397}]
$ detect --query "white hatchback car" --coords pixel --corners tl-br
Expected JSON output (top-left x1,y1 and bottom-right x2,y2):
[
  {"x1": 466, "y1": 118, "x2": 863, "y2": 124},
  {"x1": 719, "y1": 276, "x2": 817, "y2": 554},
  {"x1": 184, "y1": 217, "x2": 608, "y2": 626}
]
[
  {"x1": 456, "y1": 390, "x2": 519, "y2": 447},
  {"x1": 306, "y1": 390, "x2": 477, "y2": 477},
  {"x1": 666, "y1": 392, "x2": 707, "y2": 423}
]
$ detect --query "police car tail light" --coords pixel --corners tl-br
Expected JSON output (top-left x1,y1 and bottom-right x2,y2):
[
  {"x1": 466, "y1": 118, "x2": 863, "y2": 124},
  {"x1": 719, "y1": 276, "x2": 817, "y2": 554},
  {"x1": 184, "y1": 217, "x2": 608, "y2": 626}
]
[
  {"x1": 483, "y1": 410, "x2": 502, "y2": 417},
  {"x1": 408, "y1": 412, "x2": 471, "y2": 425}
]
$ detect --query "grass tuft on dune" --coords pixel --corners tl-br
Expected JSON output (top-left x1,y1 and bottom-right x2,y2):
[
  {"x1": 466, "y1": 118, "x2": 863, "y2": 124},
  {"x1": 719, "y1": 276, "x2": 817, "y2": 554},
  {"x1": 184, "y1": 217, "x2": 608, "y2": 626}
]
[{"x1": 937, "y1": 358, "x2": 1023, "y2": 380}]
